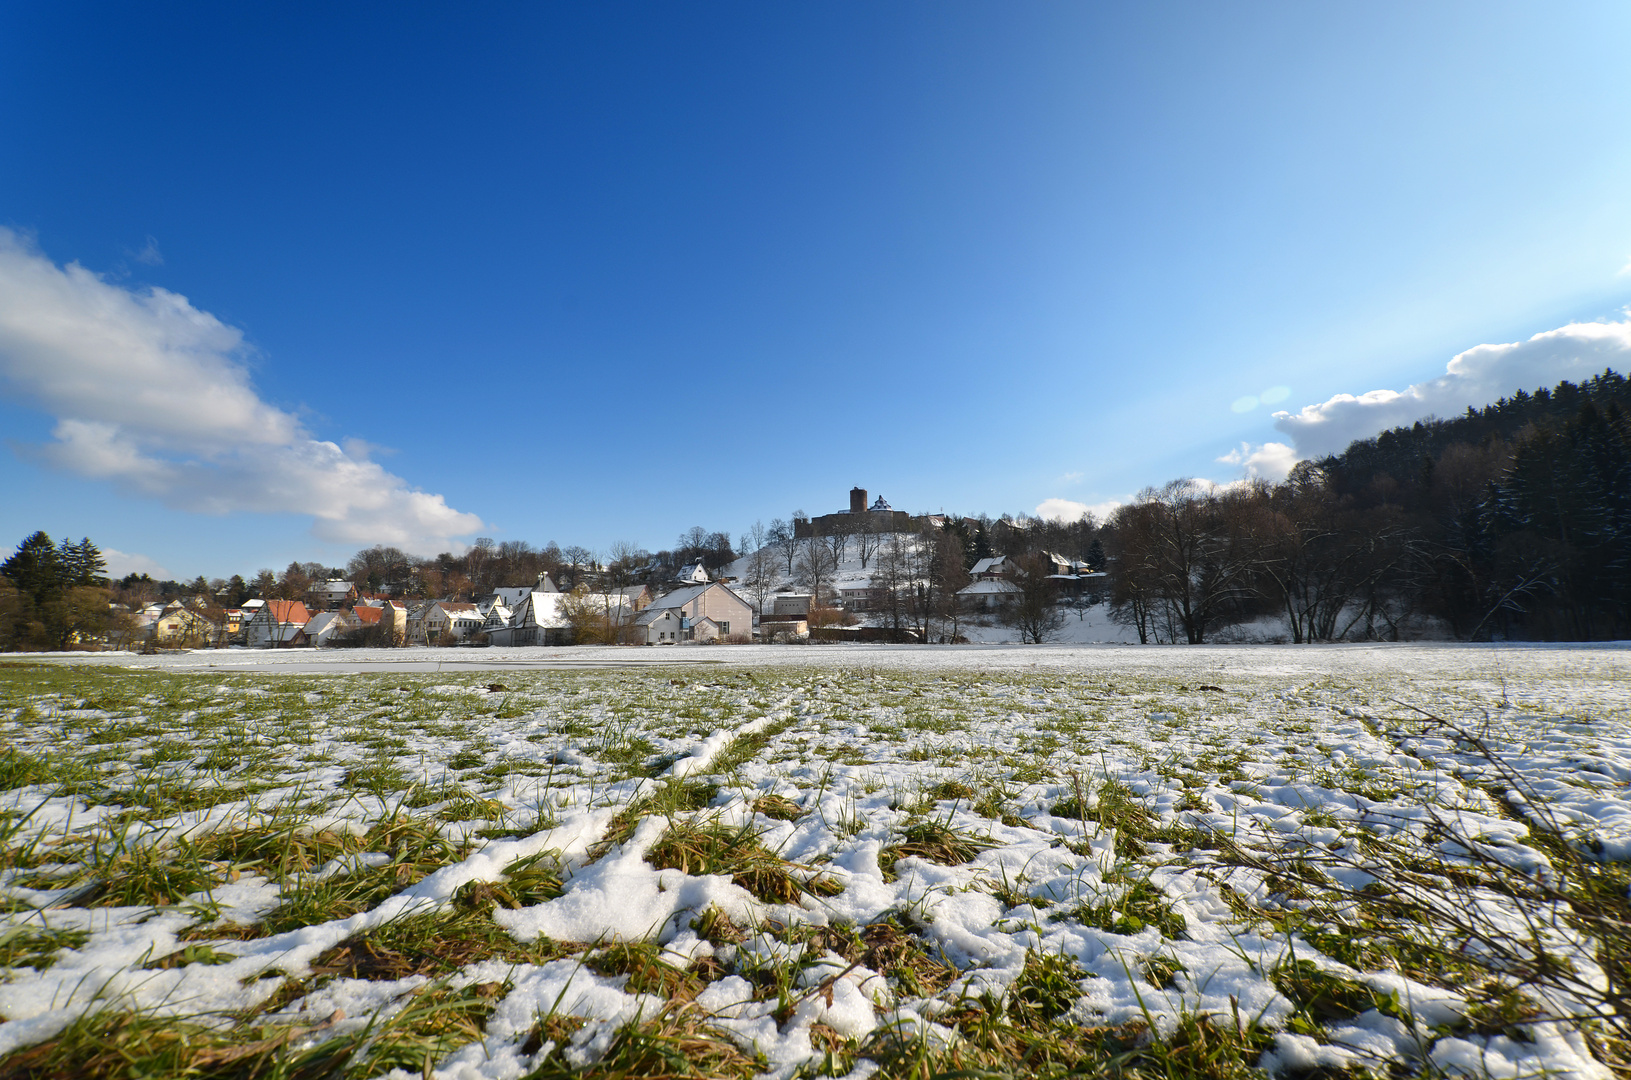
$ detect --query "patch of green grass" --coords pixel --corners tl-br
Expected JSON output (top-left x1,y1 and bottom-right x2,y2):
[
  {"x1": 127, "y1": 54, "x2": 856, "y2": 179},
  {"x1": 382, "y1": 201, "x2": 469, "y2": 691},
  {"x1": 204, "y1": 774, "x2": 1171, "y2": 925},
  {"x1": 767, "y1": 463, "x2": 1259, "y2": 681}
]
[
  {"x1": 0, "y1": 923, "x2": 90, "y2": 971},
  {"x1": 452, "y1": 850, "x2": 566, "y2": 911},
  {"x1": 646, "y1": 819, "x2": 836, "y2": 904},
  {"x1": 1008, "y1": 949, "x2": 1087, "y2": 1025},
  {"x1": 878, "y1": 820, "x2": 996, "y2": 880},
  {"x1": 586, "y1": 940, "x2": 709, "y2": 1000},
  {"x1": 525, "y1": 1008, "x2": 764, "y2": 1079},
  {"x1": 1058, "y1": 871, "x2": 1186, "y2": 939},
  {"x1": 0, "y1": 747, "x2": 55, "y2": 791}
]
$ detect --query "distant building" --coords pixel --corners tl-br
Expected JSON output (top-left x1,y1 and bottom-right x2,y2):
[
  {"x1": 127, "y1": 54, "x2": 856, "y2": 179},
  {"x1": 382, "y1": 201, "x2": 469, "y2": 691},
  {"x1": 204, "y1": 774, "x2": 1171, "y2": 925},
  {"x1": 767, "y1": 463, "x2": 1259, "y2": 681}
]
[
  {"x1": 633, "y1": 582, "x2": 752, "y2": 645},
  {"x1": 794, "y1": 486, "x2": 919, "y2": 538},
  {"x1": 304, "y1": 610, "x2": 359, "y2": 647},
  {"x1": 153, "y1": 602, "x2": 221, "y2": 647},
  {"x1": 306, "y1": 579, "x2": 358, "y2": 610},
  {"x1": 414, "y1": 601, "x2": 484, "y2": 644},
  {"x1": 771, "y1": 593, "x2": 813, "y2": 616},
  {"x1": 673, "y1": 561, "x2": 710, "y2": 585},
  {"x1": 486, "y1": 591, "x2": 573, "y2": 646},
  {"x1": 957, "y1": 579, "x2": 1021, "y2": 611},
  {"x1": 245, "y1": 600, "x2": 311, "y2": 648},
  {"x1": 969, "y1": 556, "x2": 1011, "y2": 581}
]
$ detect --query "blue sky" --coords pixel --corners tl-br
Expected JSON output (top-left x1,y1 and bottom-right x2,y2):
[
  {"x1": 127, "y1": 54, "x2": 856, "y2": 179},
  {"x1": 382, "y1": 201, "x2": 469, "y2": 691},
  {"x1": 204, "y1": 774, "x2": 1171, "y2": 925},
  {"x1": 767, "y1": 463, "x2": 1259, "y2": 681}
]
[{"x1": 3, "y1": 3, "x2": 1631, "y2": 580}]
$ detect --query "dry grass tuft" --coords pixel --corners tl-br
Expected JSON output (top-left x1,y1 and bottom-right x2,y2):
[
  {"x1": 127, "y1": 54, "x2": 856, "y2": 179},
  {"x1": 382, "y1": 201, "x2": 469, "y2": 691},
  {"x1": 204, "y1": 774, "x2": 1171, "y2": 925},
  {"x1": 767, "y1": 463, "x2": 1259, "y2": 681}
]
[
  {"x1": 307, "y1": 909, "x2": 581, "y2": 981},
  {"x1": 751, "y1": 794, "x2": 803, "y2": 821},
  {"x1": 525, "y1": 1007, "x2": 763, "y2": 1079},
  {"x1": 646, "y1": 820, "x2": 825, "y2": 904},
  {"x1": 878, "y1": 820, "x2": 995, "y2": 880}
]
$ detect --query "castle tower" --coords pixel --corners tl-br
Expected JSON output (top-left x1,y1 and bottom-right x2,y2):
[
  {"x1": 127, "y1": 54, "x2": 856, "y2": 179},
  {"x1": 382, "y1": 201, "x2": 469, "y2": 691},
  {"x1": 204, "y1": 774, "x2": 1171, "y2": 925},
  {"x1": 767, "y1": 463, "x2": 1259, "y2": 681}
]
[{"x1": 850, "y1": 487, "x2": 867, "y2": 514}]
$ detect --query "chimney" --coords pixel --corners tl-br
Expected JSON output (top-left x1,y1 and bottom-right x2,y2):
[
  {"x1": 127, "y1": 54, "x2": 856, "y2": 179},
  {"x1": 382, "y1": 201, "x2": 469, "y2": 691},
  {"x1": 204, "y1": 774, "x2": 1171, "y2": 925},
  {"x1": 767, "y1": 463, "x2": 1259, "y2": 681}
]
[{"x1": 850, "y1": 487, "x2": 867, "y2": 514}]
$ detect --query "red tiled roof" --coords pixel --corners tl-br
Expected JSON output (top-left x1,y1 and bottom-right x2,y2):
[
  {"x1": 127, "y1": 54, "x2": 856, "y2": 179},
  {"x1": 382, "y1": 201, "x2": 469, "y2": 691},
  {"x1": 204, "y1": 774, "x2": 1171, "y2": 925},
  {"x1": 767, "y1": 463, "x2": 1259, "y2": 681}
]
[
  {"x1": 353, "y1": 606, "x2": 383, "y2": 625},
  {"x1": 264, "y1": 600, "x2": 311, "y2": 624}
]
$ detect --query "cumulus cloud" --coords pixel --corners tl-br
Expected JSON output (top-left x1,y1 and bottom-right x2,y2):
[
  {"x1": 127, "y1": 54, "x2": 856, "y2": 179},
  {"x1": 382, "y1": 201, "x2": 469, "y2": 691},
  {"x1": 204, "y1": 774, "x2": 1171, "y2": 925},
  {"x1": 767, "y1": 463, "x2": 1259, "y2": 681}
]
[
  {"x1": 1216, "y1": 441, "x2": 1299, "y2": 482},
  {"x1": 1274, "y1": 319, "x2": 1631, "y2": 458},
  {"x1": 0, "y1": 229, "x2": 483, "y2": 550},
  {"x1": 101, "y1": 547, "x2": 170, "y2": 581},
  {"x1": 1036, "y1": 497, "x2": 1124, "y2": 523}
]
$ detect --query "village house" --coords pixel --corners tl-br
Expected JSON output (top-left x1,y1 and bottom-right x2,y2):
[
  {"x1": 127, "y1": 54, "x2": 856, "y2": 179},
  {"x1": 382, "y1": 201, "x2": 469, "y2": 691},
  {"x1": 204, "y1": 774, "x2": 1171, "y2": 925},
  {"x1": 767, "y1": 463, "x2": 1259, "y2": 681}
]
[
  {"x1": 632, "y1": 582, "x2": 752, "y2": 645},
  {"x1": 305, "y1": 579, "x2": 358, "y2": 611},
  {"x1": 351, "y1": 600, "x2": 407, "y2": 645},
  {"x1": 956, "y1": 578, "x2": 1022, "y2": 611},
  {"x1": 303, "y1": 609, "x2": 358, "y2": 647},
  {"x1": 838, "y1": 583, "x2": 882, "y2": 612},
  {"x1": 612, "y1": 584, "x2": 653, "y2": 611},
  {"x1": 968, "y1": 556, "x2": 1011, "y2": 581},
  {"x1": 673, "y1": 561, "x2": 710, "y2": 585},
  {"x1": 413, "y1": 601, "x2": 485, "y2": 644},
  {"x1": 152, "y1": 602, "x2": 221, "y2": 647},
  {"x1": 244, "y1": 600, "x2": 311, "y2": 648},
  {"x1": 486, "y1": 590, "x2": 572, "y2": 646}
]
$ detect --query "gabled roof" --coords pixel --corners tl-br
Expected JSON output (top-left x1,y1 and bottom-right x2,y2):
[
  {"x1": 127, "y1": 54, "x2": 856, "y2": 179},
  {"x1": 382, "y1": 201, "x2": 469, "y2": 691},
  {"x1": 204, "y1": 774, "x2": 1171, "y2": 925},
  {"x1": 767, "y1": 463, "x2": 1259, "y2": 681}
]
[
  {"x1": 305, "y1": 611, "x2": 351, "y2": 637},
  {"x1": 958, "y1": 579, "x2": 1021, "y2": 596},
  {"x1": 673, "y1": 561, "x2": 710, "y2": 584},
  {"x1": 634, "y1": 606, "x2": 680, "y2": 627},
  {"x1": 489, "y1": 587, "x2": 533, "y2": 608},
  {"x1": 434, "y1": 602, "x2": 480, "y2": 615},
  {"x1": 259, "y1": 600, "x2": 311, "y2": 625},
  {"x1": 969, "y1": 557, "x2": 1008, "y2": 576},
  {"x1": 646, "y1": 583, "x2": 709, "y2": 611},
  {"x1": 515, "y1": 591, "x2": 569, "y2": 629},
  {"x1": 353, "y1": 606, "x2": 384, "y2": 626},
  {"x1": 646, "y1": 580, "x2": 753, "y2": 613}
]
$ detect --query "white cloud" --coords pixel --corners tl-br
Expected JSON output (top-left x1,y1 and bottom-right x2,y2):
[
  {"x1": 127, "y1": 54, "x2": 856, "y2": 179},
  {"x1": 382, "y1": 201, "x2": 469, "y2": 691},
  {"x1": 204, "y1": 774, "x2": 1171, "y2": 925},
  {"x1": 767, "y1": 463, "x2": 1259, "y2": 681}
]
[
  {"x1": 0, "y1": 229, "x2": 483, "y2": 551},
  {"x1": 1273, "y1": 318, "x2": 1631, "y2": 458},
  {"x1": 1036, "y1": 497, "x2": 1124, "y2": 523},
  {"x1": 1217, "y1": 441, "x2": 1300, "y2": 482},
  {"x1": 101, "y1": 547, "x2": 170, "y2": 581}
]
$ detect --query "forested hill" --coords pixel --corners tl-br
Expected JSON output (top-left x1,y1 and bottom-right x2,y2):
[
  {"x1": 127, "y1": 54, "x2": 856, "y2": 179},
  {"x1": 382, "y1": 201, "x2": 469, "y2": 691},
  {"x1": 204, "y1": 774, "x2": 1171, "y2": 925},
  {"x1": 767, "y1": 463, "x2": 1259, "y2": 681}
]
[
  {"x1": 1310, "y1": 368, "x2": 1630, "y2": 640},
  {"x1": 1318, "y1": 369, "x2": 1630, "y2": 499}
]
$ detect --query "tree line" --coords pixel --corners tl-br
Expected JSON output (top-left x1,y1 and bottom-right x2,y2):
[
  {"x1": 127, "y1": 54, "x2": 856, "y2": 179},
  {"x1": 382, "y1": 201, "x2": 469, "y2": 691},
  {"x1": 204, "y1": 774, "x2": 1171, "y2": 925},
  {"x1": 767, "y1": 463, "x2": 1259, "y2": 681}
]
[
  {"x1": 6, "y1": 368, "x2": 1624, "y2": 649},
  {"x1": 1106, "y1": 370, "x2": 1631, "y2": 642}
]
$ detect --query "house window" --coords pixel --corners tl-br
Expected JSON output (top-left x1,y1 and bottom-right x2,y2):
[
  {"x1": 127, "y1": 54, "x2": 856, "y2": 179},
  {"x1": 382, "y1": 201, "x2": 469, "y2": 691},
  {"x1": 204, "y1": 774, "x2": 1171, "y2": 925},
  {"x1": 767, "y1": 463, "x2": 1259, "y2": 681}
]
[{"x1": 719, "y1": 622, "x2": 729, "y2": 636}]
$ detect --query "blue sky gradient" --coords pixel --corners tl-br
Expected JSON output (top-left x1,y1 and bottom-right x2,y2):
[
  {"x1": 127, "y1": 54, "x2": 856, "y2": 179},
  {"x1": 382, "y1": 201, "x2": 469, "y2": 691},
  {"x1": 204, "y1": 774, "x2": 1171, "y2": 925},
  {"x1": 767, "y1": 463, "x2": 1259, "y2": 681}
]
[{"x1": 3, "y1": 3, "x2": 1630, "y2": 578}]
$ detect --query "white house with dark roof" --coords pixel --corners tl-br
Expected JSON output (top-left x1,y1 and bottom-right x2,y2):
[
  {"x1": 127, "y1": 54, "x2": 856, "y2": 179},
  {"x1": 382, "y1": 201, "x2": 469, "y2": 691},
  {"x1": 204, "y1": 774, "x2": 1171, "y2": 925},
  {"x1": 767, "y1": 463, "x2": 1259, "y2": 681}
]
[
  {"x1": 968, "y1": 556, "x2": 1010, "y2": 581},
  {"x1": 673, "y1": 561, "x2": 710, "y2": 585}
]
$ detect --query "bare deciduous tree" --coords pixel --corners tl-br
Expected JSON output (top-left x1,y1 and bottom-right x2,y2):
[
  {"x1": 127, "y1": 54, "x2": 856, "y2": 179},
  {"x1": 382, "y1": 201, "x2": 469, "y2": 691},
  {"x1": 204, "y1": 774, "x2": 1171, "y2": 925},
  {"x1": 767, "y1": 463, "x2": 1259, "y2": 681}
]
[
  {"x1": 1003, "y1": 551, "x2": 1067, "y2": 643},
  {"x1": 796, "y1": 537, "x2": 839, "y2": 607},
  {"x1": 767, "y1": 518, "x2": 798, "y2": 576}
]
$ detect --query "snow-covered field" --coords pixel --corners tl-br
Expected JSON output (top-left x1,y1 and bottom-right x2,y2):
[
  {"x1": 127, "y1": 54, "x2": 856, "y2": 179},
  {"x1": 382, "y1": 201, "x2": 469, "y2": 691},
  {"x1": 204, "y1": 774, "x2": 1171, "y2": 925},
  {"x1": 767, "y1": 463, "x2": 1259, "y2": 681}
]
[{"x1": 2, "y1": 643, "x2": 1629, "y2": 1079}]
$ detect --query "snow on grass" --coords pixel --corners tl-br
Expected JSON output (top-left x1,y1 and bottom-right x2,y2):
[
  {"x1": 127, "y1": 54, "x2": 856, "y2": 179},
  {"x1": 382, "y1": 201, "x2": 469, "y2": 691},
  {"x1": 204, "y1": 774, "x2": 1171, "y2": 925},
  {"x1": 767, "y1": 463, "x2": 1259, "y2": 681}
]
[{"x1": 0, "y1": 644, "x2": 1628, "y2": 1078}]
